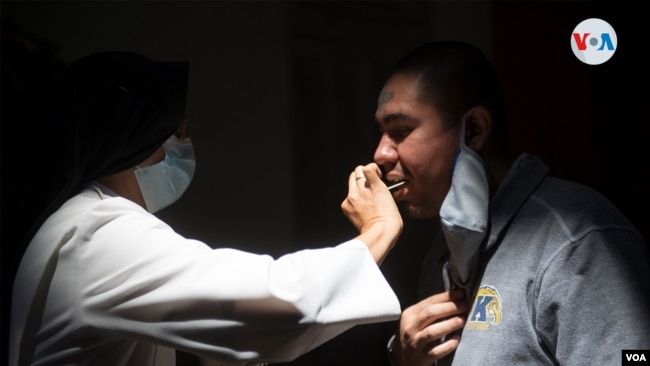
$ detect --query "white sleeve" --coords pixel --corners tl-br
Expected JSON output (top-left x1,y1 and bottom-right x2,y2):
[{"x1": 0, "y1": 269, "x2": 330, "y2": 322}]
[{"x1": 71, "y1": 201, "x2": 400, "y2": 364}]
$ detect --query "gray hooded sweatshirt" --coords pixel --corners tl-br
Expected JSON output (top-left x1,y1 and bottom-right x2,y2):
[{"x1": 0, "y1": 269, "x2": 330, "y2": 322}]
[{"x1": 420, "y1": 154, "x2": 650, "y2": 365}]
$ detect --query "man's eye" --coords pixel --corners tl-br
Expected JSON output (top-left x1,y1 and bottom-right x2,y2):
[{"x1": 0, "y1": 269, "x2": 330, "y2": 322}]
[{"x1": 390, "y1": 128, "x2": 411, "y2": 140}]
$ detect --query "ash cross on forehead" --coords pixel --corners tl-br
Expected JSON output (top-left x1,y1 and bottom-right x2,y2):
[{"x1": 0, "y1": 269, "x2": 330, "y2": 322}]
[{"x1": 377, "y1": 91, "x2": 394, "y2": 110}]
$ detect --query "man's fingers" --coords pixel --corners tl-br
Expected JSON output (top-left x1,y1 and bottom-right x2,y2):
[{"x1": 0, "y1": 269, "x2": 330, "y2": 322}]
[
  {"x1": 417, "y1": 316, "x2": 466, "y2": 346},
  {"x1": 404, "y1": 290, "x2": 467, "y2": 330},
  {"x1": 428, "y1": 334, "x2": 461, "y2": 360},
  {"x1": 416, "y1": 301, "x2": 467, "y2": 328},
  {"x1": 395, "y1": 317, "x2": 464, "y2": 366}
]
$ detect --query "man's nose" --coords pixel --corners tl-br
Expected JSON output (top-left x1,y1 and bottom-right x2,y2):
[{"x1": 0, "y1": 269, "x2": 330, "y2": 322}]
[{"x1": 373, "y1": 134, "x2": 398, "y2": 166}]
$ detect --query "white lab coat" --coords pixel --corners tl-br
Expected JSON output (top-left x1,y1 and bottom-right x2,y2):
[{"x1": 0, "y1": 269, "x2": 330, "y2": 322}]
[{"x1": 10, "y1": 184, "x2": 400, "y2": 366}]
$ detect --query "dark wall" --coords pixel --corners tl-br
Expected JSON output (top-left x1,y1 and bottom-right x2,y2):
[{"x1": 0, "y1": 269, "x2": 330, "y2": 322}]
[{"x1": 493, "y1": 1, "x2": 649, "y2": 243}]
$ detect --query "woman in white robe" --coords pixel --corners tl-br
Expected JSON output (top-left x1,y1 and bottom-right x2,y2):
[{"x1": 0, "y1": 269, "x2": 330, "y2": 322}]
[{"x1": 7, "y1": 52, "x2": 402, "y2": 366}]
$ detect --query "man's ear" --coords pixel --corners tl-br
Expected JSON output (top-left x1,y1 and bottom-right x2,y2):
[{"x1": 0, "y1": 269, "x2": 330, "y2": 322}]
[{"x1": 464, "y1": 106, "x2": 492, "y2": 153}]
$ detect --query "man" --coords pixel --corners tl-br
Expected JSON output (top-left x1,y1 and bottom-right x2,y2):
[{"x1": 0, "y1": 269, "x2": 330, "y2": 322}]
[{"x1": 374, "y1": 41, "x2": 650, "y2": 365}]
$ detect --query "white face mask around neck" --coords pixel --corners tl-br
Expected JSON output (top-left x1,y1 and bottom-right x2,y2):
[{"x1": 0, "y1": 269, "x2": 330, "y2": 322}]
[{"x1": 439, "y1": 114, "x2": 489, "y2": 289}]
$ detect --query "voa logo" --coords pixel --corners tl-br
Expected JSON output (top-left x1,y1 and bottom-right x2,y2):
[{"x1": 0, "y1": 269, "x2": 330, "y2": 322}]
[
  {"x1": 622, "y1": 350, "x2": 650, "y2": 364},
  {"x1": 625, "y1": 354, "x2": 646, "y2": 362},
  {"x1": 571, "y1": 18, "x2": 617, "y2": 65}
]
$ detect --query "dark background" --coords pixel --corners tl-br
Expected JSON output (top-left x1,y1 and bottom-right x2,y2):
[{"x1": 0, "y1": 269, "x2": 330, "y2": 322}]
[{"x1": 2, "y1": 1, "x2": 648, "y2": 365}]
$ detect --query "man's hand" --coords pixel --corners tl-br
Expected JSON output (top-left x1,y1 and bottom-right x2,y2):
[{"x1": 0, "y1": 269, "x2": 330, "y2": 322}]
[{"x1": 390, "y1": 290, "x2": 468, "y2": 366}]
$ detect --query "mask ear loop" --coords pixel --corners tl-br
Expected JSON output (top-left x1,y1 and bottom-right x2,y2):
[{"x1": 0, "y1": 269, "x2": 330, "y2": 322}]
[
  {"x1": 459, "y1": 110, "x2": 490, "y2": 162},
  {"x1": 459, "y1": 112, "x2": 470, "y2": 149},
  {"x1": 456, "y1": 112, "x2": 488, "y2": 170},
  {"x1": 450, "y1": 113, "x2": 470, "y2": 173}
]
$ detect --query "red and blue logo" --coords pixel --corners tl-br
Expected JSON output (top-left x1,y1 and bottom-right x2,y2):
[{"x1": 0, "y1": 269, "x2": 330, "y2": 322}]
[{"x1": 571, "y1": 18, "x2": 617, "y2": 65}]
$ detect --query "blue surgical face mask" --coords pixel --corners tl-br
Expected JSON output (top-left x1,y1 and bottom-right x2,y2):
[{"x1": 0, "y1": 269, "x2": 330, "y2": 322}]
[
  {"x1": 134, "y1": 135, "x2": 195, "y2": 213},
  {"x1": 439, "y1": 113, "x2": 489, "y2": 290}
]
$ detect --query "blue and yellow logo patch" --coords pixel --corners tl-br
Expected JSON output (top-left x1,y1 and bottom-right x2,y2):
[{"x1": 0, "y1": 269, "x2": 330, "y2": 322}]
[{"x1": 466, "y1": 285, "x2": 502, "y2": 330}]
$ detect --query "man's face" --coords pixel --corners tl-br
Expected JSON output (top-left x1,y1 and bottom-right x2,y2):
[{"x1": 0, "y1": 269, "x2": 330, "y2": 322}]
[{"x1": 374, "y1": 72, "x2": 460, "y2": 219}]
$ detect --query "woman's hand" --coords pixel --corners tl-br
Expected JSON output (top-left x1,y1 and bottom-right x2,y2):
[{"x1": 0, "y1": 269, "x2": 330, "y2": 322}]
[{"x1": 341, "y1": 163, "x2": 403, "y2": 264}]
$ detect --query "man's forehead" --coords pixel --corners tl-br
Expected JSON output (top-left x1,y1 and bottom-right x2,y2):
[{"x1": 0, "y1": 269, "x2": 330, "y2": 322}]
[
  {"x1": 376, "y1": 77, "x2": 432, "y2": 111},
  {"x1": 375, "y1": 89, "x2": 446, "y2": 130},
  {"x1": 379, "y1": 73, "x2": 425, "y2": 101},
  {"x1": 375, "y1": 98, "x2": 431, "y2": 127}
]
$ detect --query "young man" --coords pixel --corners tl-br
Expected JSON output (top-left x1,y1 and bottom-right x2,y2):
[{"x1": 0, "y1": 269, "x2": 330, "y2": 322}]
[{"x1": 374, "y1": 41, "x2": 650, "y2": 365}]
